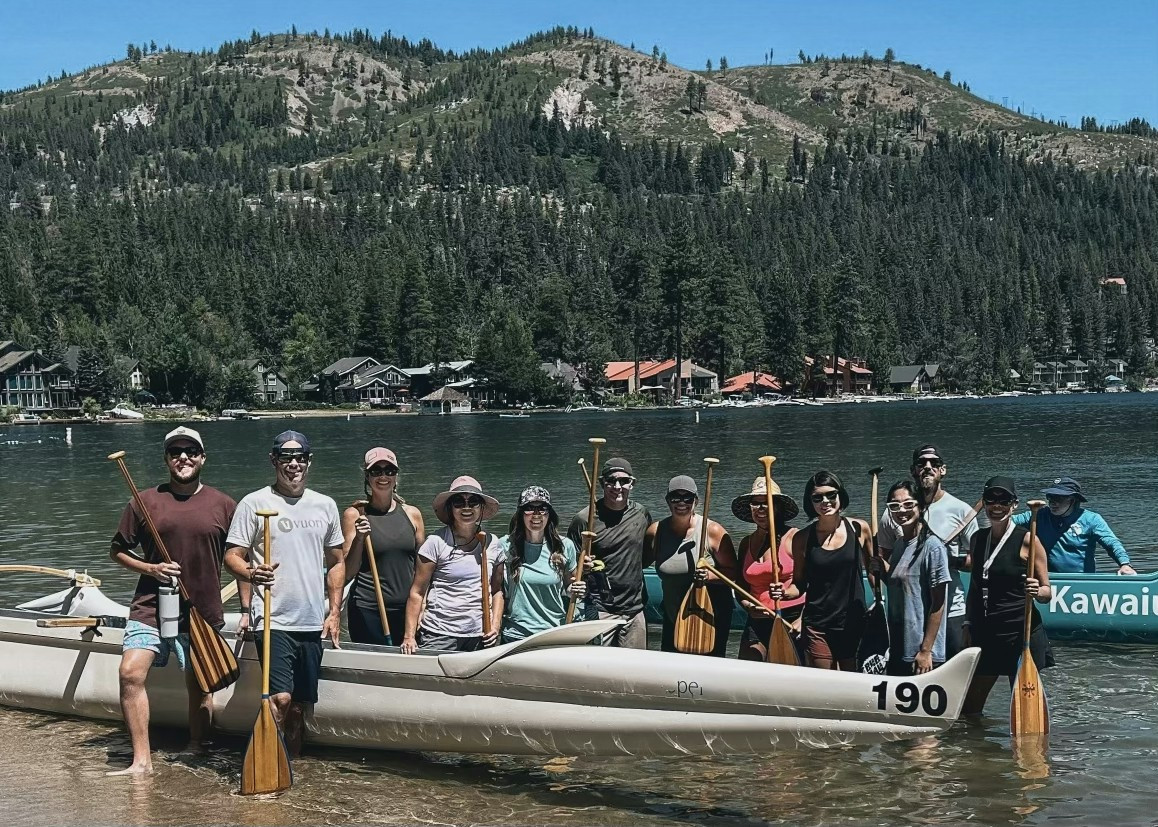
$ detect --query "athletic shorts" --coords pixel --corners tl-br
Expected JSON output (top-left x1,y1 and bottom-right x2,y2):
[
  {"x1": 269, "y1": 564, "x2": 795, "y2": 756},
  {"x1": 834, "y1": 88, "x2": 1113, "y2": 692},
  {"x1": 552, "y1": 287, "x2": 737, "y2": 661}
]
[
  {"x1": 417, "y1": 630, "x2": 484, "y2": 652},
  {"x1": 256, "y1": 629, "x2": 323, "y2": 704},
  {"x1": 801, "y1": 625, "x2": 862, "y2": 664},
  {"x1": 123, "y1": 619, "x2": 190, "y2": 671}
]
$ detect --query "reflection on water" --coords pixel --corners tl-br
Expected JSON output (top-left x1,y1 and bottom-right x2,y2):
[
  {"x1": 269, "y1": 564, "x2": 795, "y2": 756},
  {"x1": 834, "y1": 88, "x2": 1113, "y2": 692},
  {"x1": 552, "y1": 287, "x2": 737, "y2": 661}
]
[{"x1": 4, "y1": 396, "x2": 1158, "y2": 824}]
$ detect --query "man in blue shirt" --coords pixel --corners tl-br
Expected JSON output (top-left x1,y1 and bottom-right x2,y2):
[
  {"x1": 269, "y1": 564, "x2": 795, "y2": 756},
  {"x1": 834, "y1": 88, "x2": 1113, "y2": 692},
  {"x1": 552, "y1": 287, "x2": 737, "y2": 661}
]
[{"x1": 1013, "y1": 477, "x2": 1136, "y2": 574}]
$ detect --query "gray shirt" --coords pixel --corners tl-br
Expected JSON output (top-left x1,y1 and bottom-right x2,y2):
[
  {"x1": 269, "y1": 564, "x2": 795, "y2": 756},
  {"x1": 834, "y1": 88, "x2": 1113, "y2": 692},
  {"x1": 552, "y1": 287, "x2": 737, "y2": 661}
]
[
  {"x1": 227, "y1": 486, "x2": 344, "y2": 632},
  {"x1": 885, "y1": 534, "x2": 951, "y2": 662},
  {"x1": 878, "y1": 491, "x2": 977, "y2": 618},
  {"x1": 418, "y1": 526, "x2": 507, "y2": 638}
]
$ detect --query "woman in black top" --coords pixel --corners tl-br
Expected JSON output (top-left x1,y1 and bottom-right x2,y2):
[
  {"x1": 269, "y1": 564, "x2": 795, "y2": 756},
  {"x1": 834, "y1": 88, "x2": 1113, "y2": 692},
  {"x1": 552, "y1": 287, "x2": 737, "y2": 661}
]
[
  {"x1": 772, "y1": 471, "x2": 873, "y2": 670},
  {"x1": 962, "y1": 476, "x2": 1053, "y2": 715},
  {"x1": 342, "y1": 447, "x2": 426, "y2": 644}
]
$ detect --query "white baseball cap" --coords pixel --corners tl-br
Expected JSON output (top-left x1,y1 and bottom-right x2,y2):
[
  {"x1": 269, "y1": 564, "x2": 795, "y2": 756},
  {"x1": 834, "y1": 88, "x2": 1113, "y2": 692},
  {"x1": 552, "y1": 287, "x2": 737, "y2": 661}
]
[{"x1": 164, "y1": 426, "x2": 204, "y2": 450}]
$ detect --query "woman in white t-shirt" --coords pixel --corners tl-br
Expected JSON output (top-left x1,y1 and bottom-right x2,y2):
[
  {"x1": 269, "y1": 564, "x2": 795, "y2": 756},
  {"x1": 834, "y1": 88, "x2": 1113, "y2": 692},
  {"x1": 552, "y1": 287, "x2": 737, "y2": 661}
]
[{"x1": 400, "y1": 476, "x2": 506, "y2": 653}]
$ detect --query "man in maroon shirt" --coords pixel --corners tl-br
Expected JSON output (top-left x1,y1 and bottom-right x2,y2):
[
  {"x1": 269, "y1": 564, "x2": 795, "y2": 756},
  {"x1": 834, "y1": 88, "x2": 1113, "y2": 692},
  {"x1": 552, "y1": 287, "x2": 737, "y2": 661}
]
[{"x1": 107, "y1": 426, "x2": 236, "y2": 775}]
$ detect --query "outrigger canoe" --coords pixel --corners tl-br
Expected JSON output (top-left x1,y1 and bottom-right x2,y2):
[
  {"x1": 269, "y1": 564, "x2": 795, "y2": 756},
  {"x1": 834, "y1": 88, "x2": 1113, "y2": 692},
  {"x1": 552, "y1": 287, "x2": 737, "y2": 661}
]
[
  {"x1": 645, "y1": 569, "x2": 1158, "y2": 643},
  {"x1": 1, "y1": 585, "x2": 980, "y2": 755}
]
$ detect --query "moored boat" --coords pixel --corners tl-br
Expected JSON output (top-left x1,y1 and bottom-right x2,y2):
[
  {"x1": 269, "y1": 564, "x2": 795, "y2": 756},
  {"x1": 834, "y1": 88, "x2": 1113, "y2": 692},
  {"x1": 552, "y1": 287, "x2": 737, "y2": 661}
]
[
  {"x1": 0, "y1": 591, "x2": 980, "y2": 756},
  {"x1": 644, "y1": 568, "x2": 1158, "y2": 643}
]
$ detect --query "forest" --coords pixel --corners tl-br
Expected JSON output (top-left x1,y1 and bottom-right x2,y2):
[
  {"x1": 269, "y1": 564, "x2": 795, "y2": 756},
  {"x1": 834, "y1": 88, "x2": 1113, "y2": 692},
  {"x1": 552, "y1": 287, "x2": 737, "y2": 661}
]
[{"x1": 1, "y1": 27, "x2": 1156, "y2": 406}]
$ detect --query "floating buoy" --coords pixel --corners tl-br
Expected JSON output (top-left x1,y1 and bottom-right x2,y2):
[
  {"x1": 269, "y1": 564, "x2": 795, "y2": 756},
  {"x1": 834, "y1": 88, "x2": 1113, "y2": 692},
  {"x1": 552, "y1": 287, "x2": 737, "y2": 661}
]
[
  {"x1": 695, "y1": 411, "x2": 700, "y2": 424},
  {"x1": 66, "y1": 427, "x2": 73, "y2": 446}
]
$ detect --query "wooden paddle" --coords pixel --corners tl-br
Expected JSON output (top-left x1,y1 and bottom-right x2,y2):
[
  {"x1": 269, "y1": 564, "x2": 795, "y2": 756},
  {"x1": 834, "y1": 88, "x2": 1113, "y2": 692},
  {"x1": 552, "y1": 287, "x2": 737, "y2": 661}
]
[
  {"x1": 37, "y1": 615, "x2": 127, "y2": 629},
  {"x1": 856, "y1": 466, "x2": 890, "y2": 674},
  {"x1": 1011, "y1": 499, "x2": 1050, "y2": 737},
  {"x1": 566, "y1": 437, "x2": 605, "y2": 623},
  {"x1": 0, "y1": 565, "x2": 101, "y2": 586},
  {"x1": 241, "y1": 509, "x2": 292, "y2": 796},
  {"x1": 352, "y1": 499, "x2": 391, "y2": 643},
  {"x1": 108, "y1": 451, "x2": 240, "y2": 695},
  {"x1": 577, "y1": 458, "x2": 592, "y2": 490},
  {"x1": 674, "y1": 457, "x2": 720, "y2": 655},
  {"x1": 477, "y1": 530, "x2": 493, "y2": 639},
  {"x1": 700, "y1": 563, "x2": 772, "y2": 614},
  {"x1": 759, "y1": 455, "x2": 800, "y2": 666}
]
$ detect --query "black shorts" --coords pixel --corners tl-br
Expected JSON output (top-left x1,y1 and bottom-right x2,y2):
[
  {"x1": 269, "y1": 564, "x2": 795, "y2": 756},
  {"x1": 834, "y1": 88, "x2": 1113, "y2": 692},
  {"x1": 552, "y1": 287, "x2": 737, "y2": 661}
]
[
  {"x1": 975, "y1": 623, "x2": 1054, "y2": 680},
  {"x1": 257, "y1": 629, "x2": 323, "y2": 704}
]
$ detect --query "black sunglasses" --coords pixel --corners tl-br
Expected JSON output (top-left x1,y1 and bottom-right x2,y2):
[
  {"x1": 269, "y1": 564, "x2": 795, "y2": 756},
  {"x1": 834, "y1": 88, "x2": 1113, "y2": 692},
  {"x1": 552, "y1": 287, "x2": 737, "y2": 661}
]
[
  {"x1": 449, "y1": 495, "x2": 484, "y2": 509},
  {"x1": 810, "y1": 490, "x2": 840, "y2": 504},
  {"x1": 914, "y1": 458, "x2": 944, "y2": 469},
  {"x1": 367, "y1": 465, "x2": 398, "y2": 478},
  {"x1": 166, "y1": 445, "x2": 203, "y2": 458},
  {"x1": 667, "y1": 493, "x2": 695, "y2": 505},
  {"x1": 274, "y1": 452, "x2": 310, "y2": 465},
  {"x1": 522, "y1": 502, "x2": 550, "y2": 514},
  {"x1": 983, "y1": 494, "x2": 1015, "y2": 506}
]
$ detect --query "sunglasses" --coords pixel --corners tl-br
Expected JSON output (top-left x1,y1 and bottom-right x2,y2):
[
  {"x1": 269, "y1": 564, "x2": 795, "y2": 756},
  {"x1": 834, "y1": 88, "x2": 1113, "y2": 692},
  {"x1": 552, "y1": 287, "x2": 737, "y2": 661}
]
[
  {"x1": 367, "y1": 465, "x2": 399, "y2": 478},
  {"x1": 274, "y1": 452, "x2": 310, "y2": 465},
  {"x1": 983, "y1": 494, "x2": 1015, "y2": 506},
  {"x1": 810, "y1": 490, "x2": 840, "y2": 504},
  {"x1": 667, "y1": 493, "x2": 695, "y2": 505},
  {"x1": 1046, "y1": 494, "x2": 1072, "y2": 503},
  {"x1": 522, "y1": 503, "x2": 549, "y2": 514},
  {"x1": 914, "y1": 458, "x2": 944, "y2": 469},
  {"x1": 603, "y1": 477, "x2": 635, "y2": 488},
  {"x1": 166, "y1": 445, "x2": 203, "y2": 458},
  {"x1": 449, "y1": 495, "x2": 483, "y2": 509},
  {"x1": 749, "y1": 501, "x2": 770, "y2": 511},
  {"x1": 886, "y1": 499, "x2": 919, "y2": 513}
]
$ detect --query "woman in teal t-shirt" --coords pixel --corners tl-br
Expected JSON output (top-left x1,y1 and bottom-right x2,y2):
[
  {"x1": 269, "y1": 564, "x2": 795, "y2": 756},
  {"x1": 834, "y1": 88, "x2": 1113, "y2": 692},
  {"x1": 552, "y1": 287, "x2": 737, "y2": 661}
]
[{"x1": 501, "y1": 486, "x2": 585, "y2": 643}]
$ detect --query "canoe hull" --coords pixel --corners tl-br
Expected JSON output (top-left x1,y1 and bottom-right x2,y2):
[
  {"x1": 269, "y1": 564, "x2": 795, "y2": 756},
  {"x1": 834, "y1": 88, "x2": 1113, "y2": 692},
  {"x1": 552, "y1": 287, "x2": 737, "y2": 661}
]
[
  {"x1": 645, "y1": 569, "x2": 1158, "y2": 643},
  {"x1": 0, "y1": 610, "x2": 979, "y2": 756}
]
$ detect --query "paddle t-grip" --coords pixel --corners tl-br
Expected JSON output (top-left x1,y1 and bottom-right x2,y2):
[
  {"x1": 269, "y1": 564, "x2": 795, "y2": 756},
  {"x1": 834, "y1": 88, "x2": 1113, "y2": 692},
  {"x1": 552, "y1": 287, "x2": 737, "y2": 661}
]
[{"x1": 758, "y1": 455, "x2": 782, "y2": 598}]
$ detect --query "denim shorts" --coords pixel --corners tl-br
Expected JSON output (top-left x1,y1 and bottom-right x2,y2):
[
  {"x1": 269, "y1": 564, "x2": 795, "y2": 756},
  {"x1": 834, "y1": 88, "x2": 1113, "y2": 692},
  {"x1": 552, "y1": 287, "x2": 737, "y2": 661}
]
[{"x1": 122, "y1": 619, "x2": 190, "y2": 670}]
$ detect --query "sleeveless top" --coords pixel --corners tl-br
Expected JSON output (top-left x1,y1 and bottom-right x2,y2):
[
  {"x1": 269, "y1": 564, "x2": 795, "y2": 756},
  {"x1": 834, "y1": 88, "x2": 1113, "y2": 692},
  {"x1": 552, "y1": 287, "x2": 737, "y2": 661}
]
[
  {"x1": 797, "y1": 518, "x2": 867, "y2": 632},
  {"x1": 653, "y1": 516, "x2": 733, "y2": 622},
  {"x1": 966, "y1": 523, "x2": 1042, "y2": 643},
  {"x1": 351, "y1": 503, "x2": 418, "y2": 611},
  {"x1": 742, "y1": 527, "x2": 805, "y2": 612}
]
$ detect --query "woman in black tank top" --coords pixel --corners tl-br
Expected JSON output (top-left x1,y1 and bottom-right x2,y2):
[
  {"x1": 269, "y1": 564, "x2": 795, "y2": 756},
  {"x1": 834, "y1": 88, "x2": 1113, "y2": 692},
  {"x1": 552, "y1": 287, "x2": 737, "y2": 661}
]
[
  {"x1": 772, "y1": 471, "x2": 872, "y2": 670},
  {"x1": 961, "y1": 476, "x2": 1053, "y2": 715},
  {"x1": 342, "y1": 447, "x2": 426, "y2": 645}
]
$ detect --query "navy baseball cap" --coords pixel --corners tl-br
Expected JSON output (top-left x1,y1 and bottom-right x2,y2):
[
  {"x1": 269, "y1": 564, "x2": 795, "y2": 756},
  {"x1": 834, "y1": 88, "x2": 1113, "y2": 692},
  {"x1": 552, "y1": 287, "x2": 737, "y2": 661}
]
[{"x1": 271, "y1": 430, "x2": 311, "y2": 453}]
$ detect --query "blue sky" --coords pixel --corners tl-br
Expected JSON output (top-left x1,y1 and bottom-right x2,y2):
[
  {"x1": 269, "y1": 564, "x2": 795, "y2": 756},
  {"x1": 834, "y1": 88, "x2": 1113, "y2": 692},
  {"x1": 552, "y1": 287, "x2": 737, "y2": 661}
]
[{"x1": 2, "y1": 1, "x2": 1155, "y2": 124}]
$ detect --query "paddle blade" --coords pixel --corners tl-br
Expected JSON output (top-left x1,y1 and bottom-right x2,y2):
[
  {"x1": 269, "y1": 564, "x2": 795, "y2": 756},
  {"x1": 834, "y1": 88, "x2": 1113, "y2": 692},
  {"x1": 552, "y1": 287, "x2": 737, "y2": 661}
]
[
  {"x1": 187, "y1": 609, "x2": 240, "y2": 694},
  {"x1": 857, "y1": 601, "x2": 890, "y2": 674},
  {"x1": 673, "y1": 585, "x2": 716, "y2": 655},
  {"x1": 241, "y1": 699, "x2": 292, "y2": 796},
  {"x1": 1011, "y1": 651, "x2": 1050, "y2": 736},
  {"x1": 766, "y1": 616, "x2": 801, "y2": 666}
]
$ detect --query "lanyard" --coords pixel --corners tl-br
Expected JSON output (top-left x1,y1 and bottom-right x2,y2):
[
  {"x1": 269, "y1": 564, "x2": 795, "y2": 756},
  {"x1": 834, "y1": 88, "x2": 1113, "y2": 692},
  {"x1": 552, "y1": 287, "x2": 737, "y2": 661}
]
[{"x1": 980, "y1": 522, "x2": 1016, "y2": 613}]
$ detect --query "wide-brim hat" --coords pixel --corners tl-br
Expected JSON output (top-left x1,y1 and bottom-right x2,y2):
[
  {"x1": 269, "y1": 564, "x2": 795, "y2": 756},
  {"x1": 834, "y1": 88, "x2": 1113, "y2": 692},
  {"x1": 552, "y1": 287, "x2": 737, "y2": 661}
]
[
  {"x1": 1041, "y1": 476, "x2": 1086, "y2": 503},
  {"x1": 731, "y1": 477, "x2": 800, "y2": 523},
  {"x1": 432, "y1": 475, "x2": 500, "y2": 524}
]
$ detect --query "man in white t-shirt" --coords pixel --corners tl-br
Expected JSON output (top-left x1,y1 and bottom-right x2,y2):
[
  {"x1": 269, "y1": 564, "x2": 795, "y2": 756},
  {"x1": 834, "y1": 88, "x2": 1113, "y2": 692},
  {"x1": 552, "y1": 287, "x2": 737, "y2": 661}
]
[
  {"x1": 877, "y1": 444, "x2": 978, "y2": 660},
  {"x1": 224, "y1": 430, "x2": 344, "y2": 757}
]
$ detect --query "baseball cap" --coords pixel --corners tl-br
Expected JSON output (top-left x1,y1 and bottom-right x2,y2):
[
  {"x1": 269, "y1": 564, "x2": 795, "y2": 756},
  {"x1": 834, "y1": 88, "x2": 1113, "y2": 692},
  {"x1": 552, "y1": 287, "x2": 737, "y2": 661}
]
[
  {"x1": 272, "y1": 430, "x2": 311, "y2": 453},
  {"x1": 983, "y1": 476, "x2": 1018, "y2": 499},
  {"x1": 164, "y1": 426, "x2": 204, "y2": 450},
  {"x1": 667, "y1": 475, "x2": 698, "y2": 496},
  {"x1": 601, "y1": 457, "x2": 634, "y2": 479},
  {"x1": 911, "y1": 444, "x2": 942, "y2": 465},
  {"x1": 363, "y1": 447, "x2": 399, "y2": 470}
]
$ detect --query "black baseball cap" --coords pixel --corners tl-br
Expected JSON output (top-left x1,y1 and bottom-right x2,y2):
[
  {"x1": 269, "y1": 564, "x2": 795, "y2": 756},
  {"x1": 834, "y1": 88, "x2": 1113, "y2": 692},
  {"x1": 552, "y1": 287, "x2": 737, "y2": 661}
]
[
  {"x1": 912, "y1": 444, "x2": 943, "y2": 465},
  {"x1": 601, "y1": 458, "x2": 634, "y2": 479},
  {"x1": 983, "y1": 476, "x2": 1017, "y2": 499},
  {"x1": 272, "y1": 430, "x2": 311, "y2": 453}
]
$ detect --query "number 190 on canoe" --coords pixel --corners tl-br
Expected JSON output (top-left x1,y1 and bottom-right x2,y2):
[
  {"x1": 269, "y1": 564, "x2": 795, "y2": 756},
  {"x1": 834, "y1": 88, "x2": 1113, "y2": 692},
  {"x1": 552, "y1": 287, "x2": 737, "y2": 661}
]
[{"x1": 872, "y1": 681, "x2": 948, "y2": 716}]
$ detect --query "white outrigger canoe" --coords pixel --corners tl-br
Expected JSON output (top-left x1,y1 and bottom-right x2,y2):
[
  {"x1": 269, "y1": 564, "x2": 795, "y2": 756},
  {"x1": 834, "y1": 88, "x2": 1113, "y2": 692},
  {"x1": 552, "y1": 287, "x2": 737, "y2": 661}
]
[{"x1": 0, "y1": 582, "x2": 981, "y2": 756}]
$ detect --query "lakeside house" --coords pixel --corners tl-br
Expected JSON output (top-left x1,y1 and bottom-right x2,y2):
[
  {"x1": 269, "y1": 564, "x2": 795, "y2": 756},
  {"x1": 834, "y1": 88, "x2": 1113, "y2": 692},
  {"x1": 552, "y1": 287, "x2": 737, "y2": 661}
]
[
  {"x1": 234, "y1": 359, "x2": 290, "y2": 404},
  {"x1": 721, "y1": 371, "x2": 784, "y2": 397},
  {"x1": 804, "y1": 356, "x2": 874, "y2": 396},
  {"x1": 604, "y1": 359, "x2": 719, "y2": 399},
  {"x1": 888, "y1": 364, "x2": 941, "y2": 394},
  {"x1": 0, "y1": 341, "x2": 78, "y2": 411},
  {"x1": 419, "y1": 385, "x2": 471, "y2": 415}
]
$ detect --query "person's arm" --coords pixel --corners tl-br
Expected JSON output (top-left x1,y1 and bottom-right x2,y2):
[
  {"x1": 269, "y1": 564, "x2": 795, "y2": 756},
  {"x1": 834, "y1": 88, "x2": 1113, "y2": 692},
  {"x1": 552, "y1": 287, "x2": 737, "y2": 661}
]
[
  {"x1": 322, "y1": 544, "x2": 345, "y2": 647},
  {"x1": 401, "y1": 557, "x2": 436, "y2": 654},
  {"x1": 109, "y1": 501, "x2": 181, "y2": 583},
  {"x1": 776, "y1": 530, "x2": 807, "y2": 600},
  {"x1": 1091, "y1": 513, "x2": 1134, "y2": 573},
  {"x1": 1026, "y1": 533, "x2": 1052, "y2": 603},
  {"x1": 485, "y1": 559, "x2": 505, "y2": 647},
  {"x1": 642, "y1": 521, "x2": 658, "y2": 570},
  {"x1": 914, "y1": 581, "x2": 948, "y2": 674},
  {"x1": 709, "y1": 523, "x2": 738, "y2": 580},
  {"x1": 341, "y1": 506, "x2": 367, "y2": 586},
  {"x1": 404, "y1": 504, "x2": 427, "y2": 546}
]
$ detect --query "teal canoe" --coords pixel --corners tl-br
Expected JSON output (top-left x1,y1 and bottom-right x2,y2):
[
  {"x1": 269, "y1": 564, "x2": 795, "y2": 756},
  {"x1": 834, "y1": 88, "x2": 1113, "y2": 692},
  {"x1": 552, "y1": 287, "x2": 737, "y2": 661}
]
[{"x1": 643, "y1": 569, "x2": 1158, "y2": 643}]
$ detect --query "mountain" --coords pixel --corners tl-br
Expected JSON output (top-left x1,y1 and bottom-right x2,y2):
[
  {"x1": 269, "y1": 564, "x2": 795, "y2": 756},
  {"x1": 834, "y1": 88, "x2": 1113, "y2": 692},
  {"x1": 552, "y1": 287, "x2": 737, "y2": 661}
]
[{"x1": 0, "y1": 26, "x2": 1156, "y2": 409}]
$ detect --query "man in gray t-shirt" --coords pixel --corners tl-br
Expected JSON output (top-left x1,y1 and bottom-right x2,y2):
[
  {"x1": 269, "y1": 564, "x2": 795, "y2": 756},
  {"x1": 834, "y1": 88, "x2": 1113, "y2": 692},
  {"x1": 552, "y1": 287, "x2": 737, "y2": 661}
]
[
  {"x1": 224, "y1": 430, "x2": 344, "y2": 758},
  {"x1": 877, "y1": 444, "x2": 978, "y2": 659}
]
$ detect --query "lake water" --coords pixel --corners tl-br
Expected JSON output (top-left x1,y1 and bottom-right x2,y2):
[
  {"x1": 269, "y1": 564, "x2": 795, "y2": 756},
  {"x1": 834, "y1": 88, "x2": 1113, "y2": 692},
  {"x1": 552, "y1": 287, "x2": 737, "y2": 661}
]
[{"x1": 2, "y1": 394, "x2": 1158, "y2": 825}]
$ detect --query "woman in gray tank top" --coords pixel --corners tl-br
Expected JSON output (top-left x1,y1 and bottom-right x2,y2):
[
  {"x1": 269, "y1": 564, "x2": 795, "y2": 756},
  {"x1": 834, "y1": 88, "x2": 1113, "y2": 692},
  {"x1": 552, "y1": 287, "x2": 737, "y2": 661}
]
[
  {"x1": 342, "y1": 447, "x2": 425, "y2": 644},
  {"x1": 644, "y1": 475, "x2": 738, "y2": 656}
]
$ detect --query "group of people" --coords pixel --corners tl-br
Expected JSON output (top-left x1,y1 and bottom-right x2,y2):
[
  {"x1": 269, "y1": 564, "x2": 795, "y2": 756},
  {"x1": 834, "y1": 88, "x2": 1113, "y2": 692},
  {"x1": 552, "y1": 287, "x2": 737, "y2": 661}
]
[{"x1": 107, "y1": 426, "x2": 1137, "y2": 773}]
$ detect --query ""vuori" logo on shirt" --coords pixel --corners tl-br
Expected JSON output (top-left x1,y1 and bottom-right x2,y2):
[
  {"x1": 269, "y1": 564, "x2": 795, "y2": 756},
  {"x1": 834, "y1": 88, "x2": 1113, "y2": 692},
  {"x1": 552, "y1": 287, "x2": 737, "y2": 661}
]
[{"x1": 276, "y1": 517, "x2": 328, "y2": 532}]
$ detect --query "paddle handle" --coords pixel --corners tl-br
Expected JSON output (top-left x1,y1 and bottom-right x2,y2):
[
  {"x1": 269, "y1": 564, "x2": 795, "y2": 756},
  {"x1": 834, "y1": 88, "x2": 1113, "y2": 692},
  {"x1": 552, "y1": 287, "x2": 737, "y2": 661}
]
[
  {"x1": 478, "y1": 531, "x2": 492, "y2": 637},
  {"x1": 1023, "y1": 501, "x2": 1044, "y2": 646},
  {"x1": 565, "y1": 531, "x2": 597, "y2": 624},
  {"x1": 701, "y1": 562, "x2": 772, "y2": 615},
  {"x1": 109, "y1": 453, "x2": 192, "y2": 604},
  {"x1": 260, "y1": 512, "x2": 275, "y2": 697},
  {"x1": 696, "y1": 458, "x2": 719, "y2": 562},
  {"x1": 942, "y1": 498, "x2": 984, "y2": 549},
  {"x1": 566, "y1": 438, "x2": 604, "y2": 623},
  {"x1": 354, "y1": 501, "x2": 391, "y2": 641},
  {"x1": 868, "y1": 467, "x2": 883, "y2": 600}
]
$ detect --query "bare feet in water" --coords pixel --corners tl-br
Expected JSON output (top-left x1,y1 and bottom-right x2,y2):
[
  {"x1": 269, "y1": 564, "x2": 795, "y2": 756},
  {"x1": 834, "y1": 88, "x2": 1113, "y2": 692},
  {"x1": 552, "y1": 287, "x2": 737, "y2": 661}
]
[{"x1": 106, "y1": 762, "x2": 153, "y2": 776}]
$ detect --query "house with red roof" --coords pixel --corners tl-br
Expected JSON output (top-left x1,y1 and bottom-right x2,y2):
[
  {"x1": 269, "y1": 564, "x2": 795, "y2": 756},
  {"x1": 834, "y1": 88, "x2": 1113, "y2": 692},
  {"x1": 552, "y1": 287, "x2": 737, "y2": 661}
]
[
  {"x1": 604, "y1": 359, "x2": 718, "y2": 398},
  {"x1": 720, "y1": 371, "x2": 784, "y2": 396}
]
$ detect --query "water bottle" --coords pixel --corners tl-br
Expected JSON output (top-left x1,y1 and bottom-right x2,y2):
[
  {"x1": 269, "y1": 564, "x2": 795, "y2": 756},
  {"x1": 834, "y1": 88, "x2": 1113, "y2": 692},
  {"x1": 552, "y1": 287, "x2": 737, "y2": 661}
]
[{"x1": 158, "y1": 580, "x2": 180, "y2": 639}]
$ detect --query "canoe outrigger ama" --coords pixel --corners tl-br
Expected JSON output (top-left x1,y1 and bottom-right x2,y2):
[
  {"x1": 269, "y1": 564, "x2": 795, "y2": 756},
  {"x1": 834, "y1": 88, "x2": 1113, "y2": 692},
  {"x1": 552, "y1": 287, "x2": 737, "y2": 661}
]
[{"x1": 1, "y1": 575, "x2": 982, "y2": 757}]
